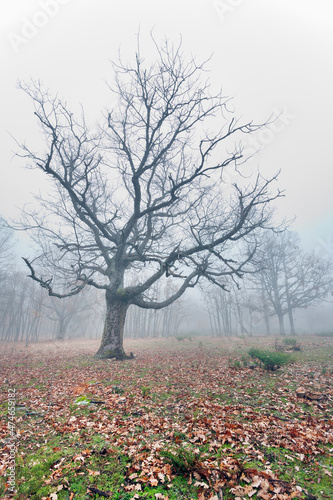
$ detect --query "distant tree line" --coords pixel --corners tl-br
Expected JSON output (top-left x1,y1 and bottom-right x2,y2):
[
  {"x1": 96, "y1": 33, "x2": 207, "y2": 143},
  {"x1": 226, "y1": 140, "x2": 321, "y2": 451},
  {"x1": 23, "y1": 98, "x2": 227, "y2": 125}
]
[
  {"x1": 0, "y1": 216, "x2": 184, "y2": 342},
  {"x1": 1, "y1": 216, "x2": 331, "y2": 341},
  {"x1": 204, "y1": 230, "x2": 333, "y2": 336}
]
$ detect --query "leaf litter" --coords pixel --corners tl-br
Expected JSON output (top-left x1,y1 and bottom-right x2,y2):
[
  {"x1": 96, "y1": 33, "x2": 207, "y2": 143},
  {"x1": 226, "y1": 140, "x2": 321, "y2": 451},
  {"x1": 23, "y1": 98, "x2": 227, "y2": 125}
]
[{"x1": 0, "y1": 336, "x2": 332, "y2": 499}]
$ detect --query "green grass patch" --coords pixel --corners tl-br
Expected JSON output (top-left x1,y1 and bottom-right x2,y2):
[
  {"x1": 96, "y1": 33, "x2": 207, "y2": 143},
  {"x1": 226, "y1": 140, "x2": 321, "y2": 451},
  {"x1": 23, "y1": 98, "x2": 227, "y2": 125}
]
[
  {"x1": 1, "y1": 434, "x2": 131, "y2": 500},
  {"x1": 283, "y1": 337, "x2": 297, "y2": 346},
  {"x1": 248, "y1": 348, "x2": 293, "y2": 371}
]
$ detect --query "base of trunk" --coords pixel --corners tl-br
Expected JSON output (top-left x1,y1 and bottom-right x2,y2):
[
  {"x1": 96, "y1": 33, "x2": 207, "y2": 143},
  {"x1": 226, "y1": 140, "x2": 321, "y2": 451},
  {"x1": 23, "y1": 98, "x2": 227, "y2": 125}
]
[
  {"x1": 96, "y1": 294, "x2": 131, "y2": 360},
  {"x1": 95, "y1": 345, "x2": 134, "y2": 360}
]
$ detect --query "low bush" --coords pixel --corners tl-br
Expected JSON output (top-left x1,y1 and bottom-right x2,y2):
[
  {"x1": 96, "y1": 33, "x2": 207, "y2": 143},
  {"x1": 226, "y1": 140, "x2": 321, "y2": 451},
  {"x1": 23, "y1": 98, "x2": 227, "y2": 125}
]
[
  {"x1": 228, "y1": 358, "x2": 243, "y2": 370},
  {"x1": 160, "y1": 447, "x2": 199, "y2": 474},
  {"x1": 141, "y1": 386, "x2": 151, "y2": 397},
  {"x1": 248, "y1": 348, "x2": 292, "y2": 371},
  {"x1": 176, "y1": 335, "x2": 192, "y2": 341},
  {"x1": 283, "y1": 337, "x2": 297, "y2": 346}
]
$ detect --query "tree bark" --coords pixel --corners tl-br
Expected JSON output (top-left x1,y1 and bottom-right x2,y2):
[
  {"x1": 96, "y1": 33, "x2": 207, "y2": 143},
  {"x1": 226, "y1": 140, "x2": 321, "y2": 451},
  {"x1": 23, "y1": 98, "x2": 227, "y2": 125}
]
[
  {"x1": 263, "y1": 307, "x2": 271, "y2": 335},
  {"x1": 261, "y1": 287, "x2": 271, "y2": 335},
  {"x1": 96, "y1": 291, "x2": 130, "y2": 359},
  {"x1": 277, "y1": 311, "x2": 286, "y2": 335},
  {"x1": 283, "y1": 258, "x2": 296, "y2": 335}
]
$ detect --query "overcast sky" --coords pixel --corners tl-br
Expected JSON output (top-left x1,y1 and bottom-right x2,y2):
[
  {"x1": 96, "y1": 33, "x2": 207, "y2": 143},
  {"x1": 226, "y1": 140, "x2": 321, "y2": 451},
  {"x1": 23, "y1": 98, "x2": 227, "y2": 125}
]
[{"x1": 1, "y1": 0, "x2": 333, "y2": 258}]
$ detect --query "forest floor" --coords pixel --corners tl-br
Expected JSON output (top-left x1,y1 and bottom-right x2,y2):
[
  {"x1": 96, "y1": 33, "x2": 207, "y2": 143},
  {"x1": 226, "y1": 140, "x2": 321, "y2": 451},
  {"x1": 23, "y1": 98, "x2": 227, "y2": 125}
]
[{"x1": 0, "y1": 335, "x2": 332, "y2": 500}]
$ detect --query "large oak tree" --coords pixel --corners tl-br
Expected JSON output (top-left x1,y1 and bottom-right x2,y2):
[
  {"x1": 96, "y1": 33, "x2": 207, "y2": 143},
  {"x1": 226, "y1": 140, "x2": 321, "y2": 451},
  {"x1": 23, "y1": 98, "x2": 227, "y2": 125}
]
[{"x1": 17, "y1": 39, "x2": 282, "y2": 358}]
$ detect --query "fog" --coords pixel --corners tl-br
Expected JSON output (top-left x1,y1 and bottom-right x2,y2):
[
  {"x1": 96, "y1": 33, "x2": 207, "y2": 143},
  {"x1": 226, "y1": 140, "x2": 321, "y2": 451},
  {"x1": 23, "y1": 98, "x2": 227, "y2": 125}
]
[{"x1": 1, "y1": 0, "x2": 332, "y2": 340}]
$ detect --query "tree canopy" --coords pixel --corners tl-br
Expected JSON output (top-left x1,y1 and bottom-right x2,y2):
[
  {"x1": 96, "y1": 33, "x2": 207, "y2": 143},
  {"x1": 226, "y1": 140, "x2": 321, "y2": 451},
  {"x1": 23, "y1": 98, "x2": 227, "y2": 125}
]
[{"x1": 17, "y1": 39, "x2": 282, "y2": 358}]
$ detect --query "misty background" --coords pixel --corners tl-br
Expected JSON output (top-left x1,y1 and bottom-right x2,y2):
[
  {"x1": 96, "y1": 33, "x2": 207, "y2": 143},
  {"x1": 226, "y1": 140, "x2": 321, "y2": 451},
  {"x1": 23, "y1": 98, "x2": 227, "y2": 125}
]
[{"x1": 1, "y1": 0, "x2": 332, "y2": 339}]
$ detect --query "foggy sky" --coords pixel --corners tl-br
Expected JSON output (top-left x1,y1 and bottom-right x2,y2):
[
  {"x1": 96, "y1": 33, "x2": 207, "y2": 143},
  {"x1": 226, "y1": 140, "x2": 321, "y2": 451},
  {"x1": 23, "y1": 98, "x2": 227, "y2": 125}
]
[{"x1": 1, "y1": 0, "x2": 333, "y2": 260}]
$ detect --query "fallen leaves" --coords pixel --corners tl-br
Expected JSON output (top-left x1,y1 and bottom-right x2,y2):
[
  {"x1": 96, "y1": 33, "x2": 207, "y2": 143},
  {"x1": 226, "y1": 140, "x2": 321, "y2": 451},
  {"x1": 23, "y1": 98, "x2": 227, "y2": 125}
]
[
  {"x1": 1, "y1": 337, "x2": 332, "y2": 499},
  {"x1": 72, "y1": 384, "x2": 89, "y2": 396}
]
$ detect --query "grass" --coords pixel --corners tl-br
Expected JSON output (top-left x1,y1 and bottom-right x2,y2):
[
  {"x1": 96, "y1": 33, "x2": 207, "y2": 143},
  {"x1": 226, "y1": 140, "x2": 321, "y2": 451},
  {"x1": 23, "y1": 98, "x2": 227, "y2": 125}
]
[
  {"x1": 248, "y1": 347, "x2": 293, "y2": 370},
  {"x1": 13, "y1": 437, "x2": 201, "y2": 499},
  {"x1": 14, "y1": 435, "x2": 131, "y2": 499},
  {"x1": 283, "y1": 337, "x2": 298, "y2": 346},
  {"x1": 258, "y1": 445, "x2": 333, "y2": 499},
  {"x1": 160, "y1": 447, "x2": 199, "y2": 474},
  {"x1": 1, "y1": 335, "x2": 332, "y2": 499}
]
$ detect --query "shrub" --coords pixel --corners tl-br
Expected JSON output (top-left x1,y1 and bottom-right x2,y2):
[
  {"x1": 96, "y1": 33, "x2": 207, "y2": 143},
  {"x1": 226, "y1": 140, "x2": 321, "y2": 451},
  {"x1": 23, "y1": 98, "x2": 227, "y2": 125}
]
[
  {"x1": 248, "y1": 348, "x2": 292, "y2": 371},
  {"x1": 160, "y1": 447, "x2": 198, "y2": 474},
  {"x1": 228, "y1": 355, "x2": 256, "y2": 370},
  {"x1": 176, "y1": 335, "x2": 192, "y2": 341},
  {"x1": 141, "y1": 386, "x2": 151, "y2": 397},
  {"x1": 283, "y1": 338, "x2": 297, "y2": 346},
  {"x1": 228, "y1": 358, "x2": 242, "y2": 370}
]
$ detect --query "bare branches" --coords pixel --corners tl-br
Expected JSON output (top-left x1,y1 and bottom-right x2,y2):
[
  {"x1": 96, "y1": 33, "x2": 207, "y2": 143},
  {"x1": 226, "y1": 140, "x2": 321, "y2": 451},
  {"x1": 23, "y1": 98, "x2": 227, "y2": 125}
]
[
  {"x1": 132, "y1": 270, "x2": 200, "y2": 309},
  {"x1": 22, "y1": 257, "x2": 85, "y2": 298},
  {"x1": 248, "y1": 231, "x2": 333, "y2": 334},
  {"x1": 17, "y1": 37, "x2": 283, "y2": 310}
]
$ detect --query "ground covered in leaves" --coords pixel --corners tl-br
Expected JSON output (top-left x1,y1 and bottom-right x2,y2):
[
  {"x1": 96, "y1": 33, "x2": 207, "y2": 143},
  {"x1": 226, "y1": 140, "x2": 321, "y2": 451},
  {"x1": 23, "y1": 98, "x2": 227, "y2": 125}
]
[{"x1": 1, "y1": 335, "x2": 332, "y2": 500}]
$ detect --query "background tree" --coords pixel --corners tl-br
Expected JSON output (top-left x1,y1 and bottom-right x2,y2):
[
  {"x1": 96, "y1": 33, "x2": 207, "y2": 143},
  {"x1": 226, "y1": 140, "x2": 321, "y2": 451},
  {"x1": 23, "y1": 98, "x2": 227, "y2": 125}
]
[
  {"x1": 204, "y1": 281, "x2": 262, "y2": 336},
  {"x1": 0, "y1": 217, "x2": 14, "y2": 280},
  {"x1": 45, "y1": 289, "x2": 94, "y2": 340},
  {"x1": 0, "y1": 218, "x2": 19, "y2": 340},
  {"x1": 284, "y1": 249, "x2": 333, "y2": 332},
  {"x1": 125, "y1": 279, "x2": 185, "y2": 338},
  {"x1": 17, "y1": 39, "x2": 282, "y2": 359},
  {"x1": 250, "y1": 231, "x2": 333, "y2": 334},
  {"x1": 204, "y1": 283, "x2": 234, "y2": 336}
]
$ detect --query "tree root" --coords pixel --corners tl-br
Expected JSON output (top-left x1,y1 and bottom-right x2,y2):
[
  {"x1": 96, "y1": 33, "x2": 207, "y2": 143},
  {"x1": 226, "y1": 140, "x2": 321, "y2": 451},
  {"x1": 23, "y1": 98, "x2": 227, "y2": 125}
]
[{"x1": 95, "y1": 349, "x2": 135, "y2": 360}]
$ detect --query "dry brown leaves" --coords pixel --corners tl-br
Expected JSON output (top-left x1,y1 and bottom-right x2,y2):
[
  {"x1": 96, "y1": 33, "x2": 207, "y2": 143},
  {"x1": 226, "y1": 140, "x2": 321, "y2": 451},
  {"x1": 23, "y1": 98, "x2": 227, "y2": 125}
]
[{"x1": 0, "y1": 337, "x2": 332, "y2": 499}]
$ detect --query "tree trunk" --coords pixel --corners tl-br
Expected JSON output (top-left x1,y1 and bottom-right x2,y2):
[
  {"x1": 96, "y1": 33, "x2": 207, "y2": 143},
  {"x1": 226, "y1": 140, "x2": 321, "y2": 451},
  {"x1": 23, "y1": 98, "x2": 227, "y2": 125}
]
[
  {"x1": 277, "y1": 311, "x2": 285, "y2": 335},
  {"x1": 288, "y1": 309, "x2": 296, "y2": 335},
  {"x1": 96, "y1": 291, "x2": 130, "y2": 359},
  {"x1": 264, "y1": 309, "x2": 271, "y2": 335},
  {"x1": 272, "y1": 278, "x2": 285, "y2": 335},
  {"x1": 261, "y1": 283, "x2": 271, "y2": 335},
  {"x1": 55, "y1": 316, "x2": 66, "y2": 340},
  {"x1": 283, "y1": 258, "x2": 296, "y2": 335}
]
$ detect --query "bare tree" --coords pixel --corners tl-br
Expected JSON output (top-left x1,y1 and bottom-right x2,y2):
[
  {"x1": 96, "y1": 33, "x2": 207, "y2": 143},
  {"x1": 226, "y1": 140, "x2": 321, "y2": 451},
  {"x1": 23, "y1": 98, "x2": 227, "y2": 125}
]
[
  {"x1": 0, "y1": 217, "x2": 15, "y2": 277},
  {"x1": 204, "y1": 281, "x2": 264, "y2": 337},
  {"x1": 204, "y1": 284, "x2": 233, "y2": 336},
  {"x1": 16, "y1": 39, "x2": 282, "y2": 358},
  {"x1": 285, "y1": 251, "x2": 333, "y2": 332},
  {"x1": 125, "y1": 279, "x2": 185, "y2": 338},
  {"x1": 45, "y1": 288, "x2": 94, "y2": 340},
  {"x1": 251, "y1": 231, "x2": 333, "y2": 334},
  {"x1": 0, "y1": 269, "x2": 44, "y2": 343},
  {"x1": 0, "y1": 218, "x2": 18, "y2": 340}
]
